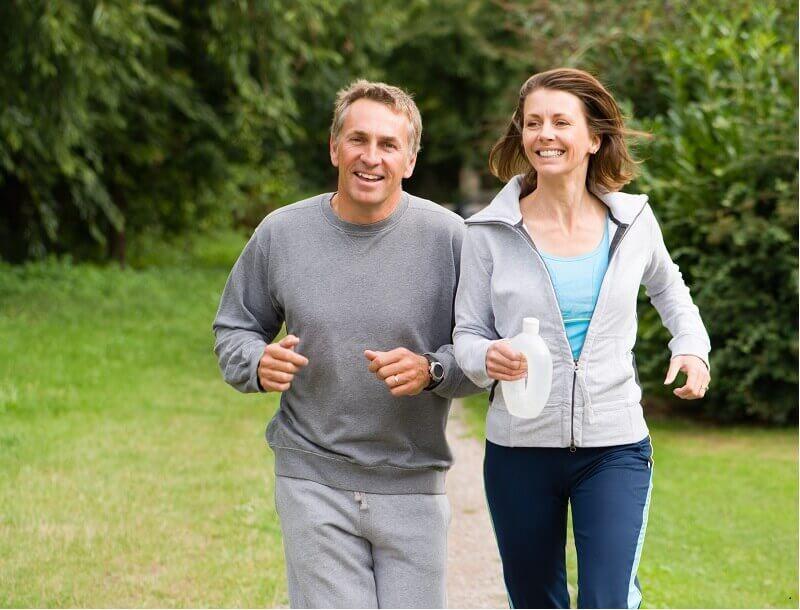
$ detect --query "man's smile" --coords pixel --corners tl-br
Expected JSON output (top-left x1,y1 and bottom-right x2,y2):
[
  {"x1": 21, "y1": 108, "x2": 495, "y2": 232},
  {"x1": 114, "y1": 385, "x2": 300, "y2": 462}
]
[{"x1": 354, "y1": 171, "x2": 384, "y2": 182}]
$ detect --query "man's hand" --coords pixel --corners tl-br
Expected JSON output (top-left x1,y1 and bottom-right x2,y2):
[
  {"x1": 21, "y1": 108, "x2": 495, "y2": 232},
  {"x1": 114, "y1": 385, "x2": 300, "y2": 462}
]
[
  {"x1": 664, "y1": 355, "x2": 710, "y2": 400},
  {"x1": 486, "y1": 340, "x2": 527, "y2": 381},
  {"x1": 258, "y1": 335, "x2": 309, "y2": 392},
  {"x1": 364, "y1": 348, "x2": 430, "y2": 397}
]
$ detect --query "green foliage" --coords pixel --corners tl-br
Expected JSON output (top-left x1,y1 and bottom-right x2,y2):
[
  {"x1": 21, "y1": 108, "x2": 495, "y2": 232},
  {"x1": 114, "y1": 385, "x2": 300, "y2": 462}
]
[
  {"x1": 499, "y1": 0, "x2": 798, "y2": 422},
  {"x1": 191, "y1": 0, "x2": 413, "y2": 218},
  {"x1": 380, "y1": 0, "x2": 527, "y2": 201},
  {"x1": 0, "y1": 0, "x2": 412, "y2": 262},
  {"x1": 626, "y1": 2, "x2": 798, "y2": 423},
  {"x1": 2, "y1": 0, "x2": 795, "y2": 422},
  {"x1": 1, "y1": 0, "x2": 528, "y2": 258},
  {"x1": 0, "y1": 1, "x2": 229, "y2": 261}
]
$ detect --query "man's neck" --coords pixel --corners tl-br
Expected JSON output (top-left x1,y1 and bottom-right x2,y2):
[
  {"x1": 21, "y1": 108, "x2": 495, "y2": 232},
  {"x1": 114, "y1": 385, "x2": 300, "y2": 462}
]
[{"x1": 330, "y1": 190, "x2": 403, "y2": 225}]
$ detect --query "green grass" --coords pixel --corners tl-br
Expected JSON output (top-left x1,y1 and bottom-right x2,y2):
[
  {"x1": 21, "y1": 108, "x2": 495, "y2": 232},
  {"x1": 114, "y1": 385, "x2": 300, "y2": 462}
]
[
  {"x1": 1, "y1": 238, "x2": 797, "y2": 607},
  {"x1": 461, "y1": 394, "x2": 799, "y2": 608},
  {"x1": 0, "y1": 233, "x2": 289, "y2": 607}
]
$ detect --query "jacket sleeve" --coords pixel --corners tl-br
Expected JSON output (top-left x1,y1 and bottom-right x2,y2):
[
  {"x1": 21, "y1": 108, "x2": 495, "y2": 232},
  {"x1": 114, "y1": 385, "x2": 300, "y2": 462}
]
[
  {"x1": 426, "y1": 222, "x2": 485, "y2": 399},
  {"x1": 453, "y1": 227, "x2": 500, "y2": 388},
  {"x1": 212, "y1": 225, "x2": 283, "y2": 393},
  {"x1": 641, "y1": 206, "x2": 711, "y2": 368}
]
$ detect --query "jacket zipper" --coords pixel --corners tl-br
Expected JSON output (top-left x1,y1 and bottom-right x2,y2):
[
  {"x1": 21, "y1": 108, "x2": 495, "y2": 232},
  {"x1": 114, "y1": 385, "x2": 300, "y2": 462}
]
[
  {"x1": 570, "y1": 360, "x2": 578, "y2": 451},
  {"x1": 511, "y1": 223, "x2": 582, "y2": 449},
  {"x1": 468, "y1": 206, "x2": 646, "y2": 449}
]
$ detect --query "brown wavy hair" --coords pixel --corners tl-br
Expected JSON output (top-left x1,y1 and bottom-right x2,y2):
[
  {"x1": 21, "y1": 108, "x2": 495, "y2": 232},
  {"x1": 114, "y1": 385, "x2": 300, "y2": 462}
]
[{"x1": 489, "y1": 68, "x2": 646, "y2": 196}]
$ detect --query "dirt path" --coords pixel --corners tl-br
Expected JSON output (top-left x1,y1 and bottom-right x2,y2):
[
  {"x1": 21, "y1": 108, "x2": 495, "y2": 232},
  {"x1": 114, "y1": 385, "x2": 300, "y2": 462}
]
[{"x1": 445, "y1": 401, "x2": 508, "y2": 609}]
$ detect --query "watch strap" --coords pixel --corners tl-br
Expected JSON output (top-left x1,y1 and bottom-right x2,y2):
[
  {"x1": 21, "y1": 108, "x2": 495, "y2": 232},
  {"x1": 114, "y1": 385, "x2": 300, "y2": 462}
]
[{"x1": 423, "y1": 352, "x2": 444, "y2": 391}]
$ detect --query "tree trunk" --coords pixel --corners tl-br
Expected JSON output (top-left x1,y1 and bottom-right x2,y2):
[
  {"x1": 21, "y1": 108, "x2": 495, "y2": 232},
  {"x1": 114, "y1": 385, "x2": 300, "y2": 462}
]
[{"x1": 110, "y1": 187, "x2": 127, "y2": 268}]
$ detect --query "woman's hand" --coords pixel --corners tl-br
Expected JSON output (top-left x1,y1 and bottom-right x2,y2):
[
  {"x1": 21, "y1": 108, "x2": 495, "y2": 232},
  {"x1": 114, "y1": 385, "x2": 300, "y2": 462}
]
[
  {"x1": 664, "y1": 355, "x2": 710, "y2": 400},
  {"x1": 486, "y1": 340, "x2": 528, "y2": 381}
]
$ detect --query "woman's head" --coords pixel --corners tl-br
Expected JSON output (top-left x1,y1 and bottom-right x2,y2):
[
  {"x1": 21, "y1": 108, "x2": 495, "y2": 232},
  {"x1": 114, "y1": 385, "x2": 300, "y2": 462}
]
[{"x1": 489, "y1": 68, "x2": 641, "y2": 195}]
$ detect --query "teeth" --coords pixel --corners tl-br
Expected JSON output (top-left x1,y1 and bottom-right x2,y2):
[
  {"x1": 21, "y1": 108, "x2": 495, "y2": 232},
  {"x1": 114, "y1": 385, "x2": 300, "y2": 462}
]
[
  {"x1": 538, "y1": 150, "x2": 565, "y2": 158},
  {"x1": 355, "y1": 172, "x2": 382, "y2": 181}
]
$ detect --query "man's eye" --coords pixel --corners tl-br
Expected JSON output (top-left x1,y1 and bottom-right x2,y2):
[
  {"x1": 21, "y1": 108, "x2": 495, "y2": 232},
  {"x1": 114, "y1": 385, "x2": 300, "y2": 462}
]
[{"x1": 384, "y1": 142, "x2": 397, "y2": 150}]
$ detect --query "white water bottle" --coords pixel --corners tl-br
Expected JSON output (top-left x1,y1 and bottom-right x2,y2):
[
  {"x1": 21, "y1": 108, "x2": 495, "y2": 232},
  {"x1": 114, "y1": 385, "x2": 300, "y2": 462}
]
[{"x1": 500, "y1": 317, "x2": 553, "y2": 419}]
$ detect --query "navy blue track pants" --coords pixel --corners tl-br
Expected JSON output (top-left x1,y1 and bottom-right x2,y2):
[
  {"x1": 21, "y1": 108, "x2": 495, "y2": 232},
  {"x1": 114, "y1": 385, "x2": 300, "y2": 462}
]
[{"x1": 484, "y1": 437, "x2": 654, "y2": 609}]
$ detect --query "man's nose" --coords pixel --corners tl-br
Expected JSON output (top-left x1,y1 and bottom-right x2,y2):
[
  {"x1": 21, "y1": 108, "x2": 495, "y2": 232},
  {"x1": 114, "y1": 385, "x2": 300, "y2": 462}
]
[{"x1": 360, "y1": 143, "x2": 380, "y2": 165}]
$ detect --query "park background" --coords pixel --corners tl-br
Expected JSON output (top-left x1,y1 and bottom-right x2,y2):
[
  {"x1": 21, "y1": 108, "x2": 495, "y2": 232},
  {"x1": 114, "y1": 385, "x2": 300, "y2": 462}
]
[{"x1": 1, "y1": 0, "x2": 797, "y2": 607}]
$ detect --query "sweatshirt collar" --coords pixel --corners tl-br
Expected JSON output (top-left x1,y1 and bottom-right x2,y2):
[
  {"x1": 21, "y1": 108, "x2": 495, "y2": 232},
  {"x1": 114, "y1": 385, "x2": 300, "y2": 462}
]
[
  {"x1": 320, "y1": 191, "x2": 410, "y2": 235},
  {"x1": 466, "y1": 175, "x2": 648, "y2": 226}
]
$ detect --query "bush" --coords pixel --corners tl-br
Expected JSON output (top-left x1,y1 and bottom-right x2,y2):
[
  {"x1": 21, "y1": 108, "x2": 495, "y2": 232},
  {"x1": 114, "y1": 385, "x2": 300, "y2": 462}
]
[{"x1": 625, "y1": 2, "x2": 798, "y2": 423}]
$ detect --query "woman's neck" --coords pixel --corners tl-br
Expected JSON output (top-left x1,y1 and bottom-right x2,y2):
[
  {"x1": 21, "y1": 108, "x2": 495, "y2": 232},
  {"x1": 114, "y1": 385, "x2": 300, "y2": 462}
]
[{"x1": 522, "y1": 175, "x2": 601, "y2": 234}]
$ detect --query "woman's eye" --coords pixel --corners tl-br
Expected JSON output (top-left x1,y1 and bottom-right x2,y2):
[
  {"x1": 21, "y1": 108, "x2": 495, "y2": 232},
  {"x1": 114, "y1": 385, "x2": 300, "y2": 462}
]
[{"x1": 526, "y1": 122, "x2": 540, "y2": 128}]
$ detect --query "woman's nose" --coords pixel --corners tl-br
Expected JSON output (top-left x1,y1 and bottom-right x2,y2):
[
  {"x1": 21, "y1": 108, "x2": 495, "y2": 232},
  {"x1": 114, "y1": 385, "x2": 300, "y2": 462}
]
[{"x1": 538, "y1": 124, "x2": 555, "y2": 140}]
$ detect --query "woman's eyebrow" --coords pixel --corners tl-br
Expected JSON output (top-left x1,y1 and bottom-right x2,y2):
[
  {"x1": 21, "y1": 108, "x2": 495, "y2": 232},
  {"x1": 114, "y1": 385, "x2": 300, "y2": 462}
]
[{"x1": 524, "y1": 112, "x2": 573, "y2": 119}]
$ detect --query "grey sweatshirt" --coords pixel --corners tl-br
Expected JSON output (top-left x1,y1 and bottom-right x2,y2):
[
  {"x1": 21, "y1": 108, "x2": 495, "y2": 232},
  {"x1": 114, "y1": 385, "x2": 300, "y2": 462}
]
[{"x1": 213, "y1": 192, "x2": 480, "y2": 494}]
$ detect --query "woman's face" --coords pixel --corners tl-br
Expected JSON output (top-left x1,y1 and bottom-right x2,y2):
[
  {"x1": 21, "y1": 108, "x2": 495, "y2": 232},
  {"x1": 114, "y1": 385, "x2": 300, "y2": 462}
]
[{"x1": 520, "y1": 88, "x2": 600, "y2": 181}]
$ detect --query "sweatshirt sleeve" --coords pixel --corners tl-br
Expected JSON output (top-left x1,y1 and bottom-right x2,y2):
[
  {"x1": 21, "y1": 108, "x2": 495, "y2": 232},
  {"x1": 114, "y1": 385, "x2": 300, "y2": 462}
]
[
  {"x1": 453, "y1": 227, "x2": 500, "y2": 388},
  {"x1": 212, "y1": 225, "x2": 284, "y2": 393},
  {"x1": 426, "y1": 221, "x2": 484, "y2": 399},
  {"x1": 426, "y1": 344, "x2": 483, "y2": 398},
  {"x1": 641, "y1": 206, "x2": 711, "y2": 369}
]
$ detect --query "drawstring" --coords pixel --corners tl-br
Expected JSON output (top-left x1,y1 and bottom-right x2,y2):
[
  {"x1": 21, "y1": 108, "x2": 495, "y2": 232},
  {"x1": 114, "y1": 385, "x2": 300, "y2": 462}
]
[{"x1": 353, "y1": 491, "x2": 369, "y2": 510}]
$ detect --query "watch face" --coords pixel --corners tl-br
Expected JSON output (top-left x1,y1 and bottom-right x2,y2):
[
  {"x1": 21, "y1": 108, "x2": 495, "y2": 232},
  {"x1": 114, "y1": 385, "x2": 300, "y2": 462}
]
[{"x1": 431, "y1": 362, "x2": 445, "y2": 382}]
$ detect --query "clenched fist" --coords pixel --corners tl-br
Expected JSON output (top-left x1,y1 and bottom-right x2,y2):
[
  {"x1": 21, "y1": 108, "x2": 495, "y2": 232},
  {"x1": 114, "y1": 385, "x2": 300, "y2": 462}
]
[
  {"x1": 258, "y1": 335, "x2": 309, "y2": 392},
  {"x1": 364, "y1": 347, "x2": 431, "y2": 397}
]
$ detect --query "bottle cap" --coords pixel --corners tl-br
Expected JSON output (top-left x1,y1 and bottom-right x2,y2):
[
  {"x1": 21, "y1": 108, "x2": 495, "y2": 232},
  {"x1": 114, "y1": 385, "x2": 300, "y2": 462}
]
[{"x1": 523, "y1": 317, "x2": 539, "y2": 335}]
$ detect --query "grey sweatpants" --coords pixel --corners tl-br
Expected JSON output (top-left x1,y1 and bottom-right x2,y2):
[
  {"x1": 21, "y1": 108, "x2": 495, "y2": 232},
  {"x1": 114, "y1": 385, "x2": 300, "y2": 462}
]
[{"x1": 274, "y1": 475, "x2": 451, "y2": 609}]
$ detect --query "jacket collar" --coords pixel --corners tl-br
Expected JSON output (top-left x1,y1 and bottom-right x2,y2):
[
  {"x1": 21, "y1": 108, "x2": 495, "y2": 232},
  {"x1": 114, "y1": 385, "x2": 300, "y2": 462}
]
[{"x1": 466, "y1": 175, "x2": 648, "y2": 226}]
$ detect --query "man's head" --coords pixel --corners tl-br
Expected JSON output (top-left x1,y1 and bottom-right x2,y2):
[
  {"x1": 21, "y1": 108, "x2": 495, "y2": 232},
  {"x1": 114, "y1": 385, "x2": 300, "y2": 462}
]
[{"x1": 329, "y1": 80, "x2": 422, "y2": 217}]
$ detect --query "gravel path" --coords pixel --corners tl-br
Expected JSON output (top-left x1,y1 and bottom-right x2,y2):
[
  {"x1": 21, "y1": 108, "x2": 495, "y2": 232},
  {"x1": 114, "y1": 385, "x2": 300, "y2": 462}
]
[{"x1": 445, "y1": 401, "x2": 508, "y2": 609}]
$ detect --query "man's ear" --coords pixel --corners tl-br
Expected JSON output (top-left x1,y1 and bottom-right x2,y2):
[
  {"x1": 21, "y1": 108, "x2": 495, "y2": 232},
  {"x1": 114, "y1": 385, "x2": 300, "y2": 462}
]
[
  {"x1": 329, "y1": 136, "x2": 339, "y2": 167},
  {"x1": 403, "y1": 152, "x2": 418, "y2": 179}
]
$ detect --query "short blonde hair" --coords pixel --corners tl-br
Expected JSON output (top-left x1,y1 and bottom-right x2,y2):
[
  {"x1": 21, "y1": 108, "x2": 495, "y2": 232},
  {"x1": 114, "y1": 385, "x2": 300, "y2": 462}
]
[
  {"x1": 330, "y1": 79, "x2": 422, "y2": 156},
  {"x1": 489, "y1": 68, "x2": 646, "y2": 195}
]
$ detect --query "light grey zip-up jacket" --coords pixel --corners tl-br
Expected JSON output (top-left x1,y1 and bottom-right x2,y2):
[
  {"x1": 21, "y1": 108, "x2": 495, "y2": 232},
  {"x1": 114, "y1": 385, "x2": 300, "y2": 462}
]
[{"x1": 453, "y1": 175, "x2": 711, "y2": 448}]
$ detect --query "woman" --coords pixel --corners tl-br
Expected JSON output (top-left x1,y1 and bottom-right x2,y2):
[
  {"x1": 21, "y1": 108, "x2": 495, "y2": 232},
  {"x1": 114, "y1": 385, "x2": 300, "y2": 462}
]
[{"x1": 453, "y1": 68, "x2": 711, "y2": 609}]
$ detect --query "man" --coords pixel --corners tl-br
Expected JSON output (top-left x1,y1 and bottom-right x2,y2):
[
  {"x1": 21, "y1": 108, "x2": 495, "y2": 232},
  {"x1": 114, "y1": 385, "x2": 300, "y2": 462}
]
[{"x1": 213, "y1": 80, "x2": 479, "y2": 608}]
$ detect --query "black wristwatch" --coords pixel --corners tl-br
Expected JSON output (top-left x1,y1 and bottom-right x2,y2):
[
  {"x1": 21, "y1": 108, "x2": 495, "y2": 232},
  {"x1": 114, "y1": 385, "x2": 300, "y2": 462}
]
[{"x1": 423, "y1": 353, "x2": 445, "y2": 391}]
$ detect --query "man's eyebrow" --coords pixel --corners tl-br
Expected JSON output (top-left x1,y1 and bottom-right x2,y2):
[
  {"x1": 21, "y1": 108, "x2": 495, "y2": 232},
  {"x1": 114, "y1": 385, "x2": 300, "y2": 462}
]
[{"x1": 346, "y1": 130, "x2": 402, "y2": 143}]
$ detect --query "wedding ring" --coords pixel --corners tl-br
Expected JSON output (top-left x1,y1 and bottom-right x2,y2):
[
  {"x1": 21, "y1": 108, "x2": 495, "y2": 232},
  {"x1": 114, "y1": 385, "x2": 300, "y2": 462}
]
[{"x1": 393, "y1": 375, "x2": 400, "y2": 385}]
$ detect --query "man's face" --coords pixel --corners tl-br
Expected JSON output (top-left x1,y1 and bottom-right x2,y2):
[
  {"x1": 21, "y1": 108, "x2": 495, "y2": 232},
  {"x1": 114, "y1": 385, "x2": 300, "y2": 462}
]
[{"x1": 330, "y1": 99, "x2": 417, "y2": 211}]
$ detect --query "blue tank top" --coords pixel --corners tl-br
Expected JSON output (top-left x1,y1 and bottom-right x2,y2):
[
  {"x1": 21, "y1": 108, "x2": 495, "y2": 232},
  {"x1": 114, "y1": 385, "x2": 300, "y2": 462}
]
[{"x1": 537, "y1": 219, "x2": 610, "y2": 360}]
